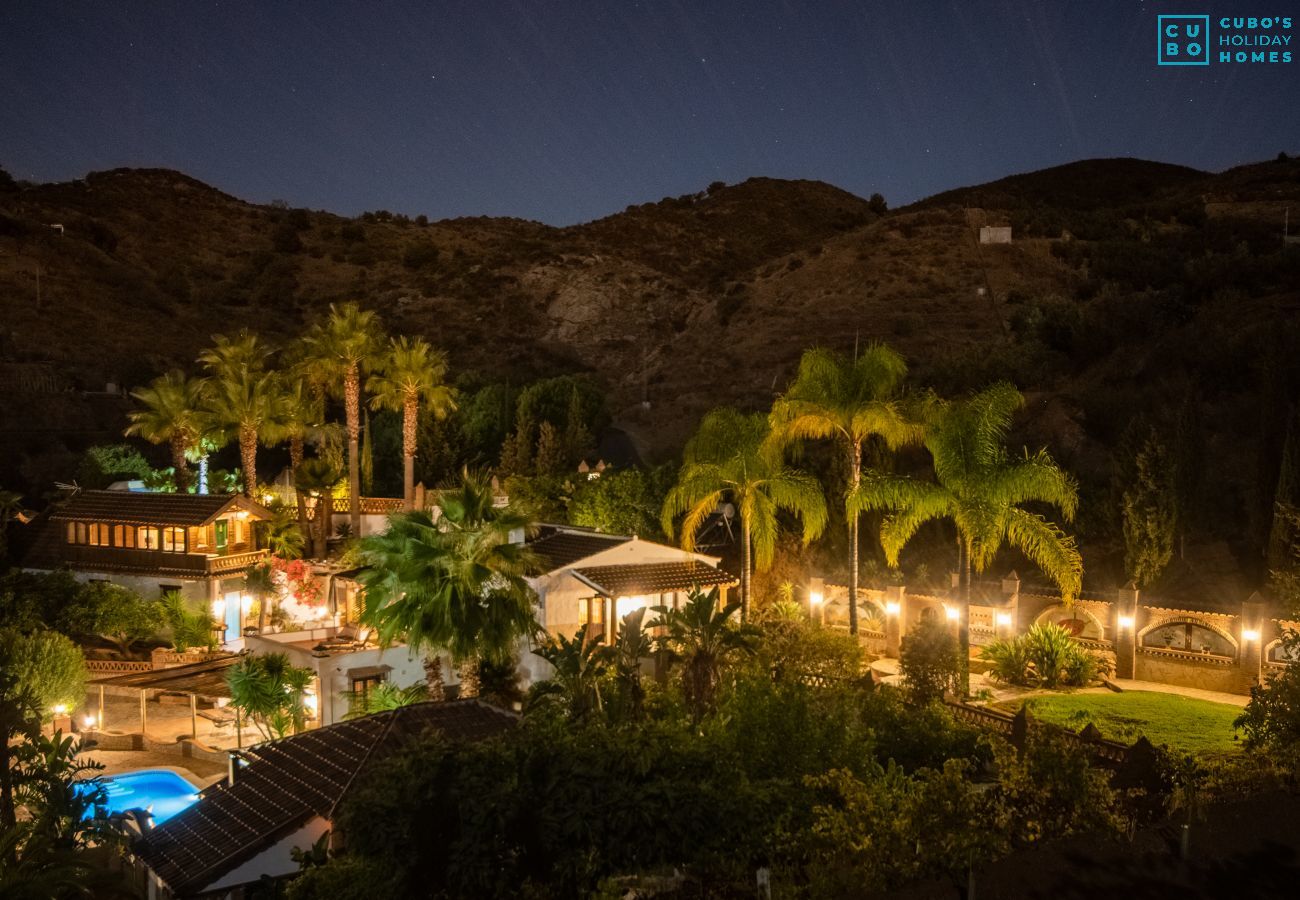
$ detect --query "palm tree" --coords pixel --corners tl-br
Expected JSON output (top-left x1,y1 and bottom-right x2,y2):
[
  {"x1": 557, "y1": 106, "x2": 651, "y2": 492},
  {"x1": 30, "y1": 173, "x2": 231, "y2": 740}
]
[
  {"x1": 125, "y1": 370, "x2": 207, "y2": 492},
  {"x1": 294, "y1": 458, "x2": 341, "y2": 559},
  {"x1": 848, "y1": 382, "x2": 1082, "y2": 695},
  {"x1": 359, "y1": 470, "x2": 539, "y2": 697},
  {"x1": 769, "y1": 345, "x2": 921, "y2": 634},
  {"x1": 530, "y1": 628, "x2": 611, "y2": 721},
  {"x1": 367, "y1": 336, "x2": 457, "y2": 510},
  {"x1": 201, "y1": 368, "x2": 287, "y2": 497},
  {"x1": 654, "y1": 586, "x2": 757, "y2": 723},
  {"x1": 302, "y1": 302, "x2": 385, "y2": 537},
  {"x1": 662, "y1": 408, "x2": 827, "y2": 622}
]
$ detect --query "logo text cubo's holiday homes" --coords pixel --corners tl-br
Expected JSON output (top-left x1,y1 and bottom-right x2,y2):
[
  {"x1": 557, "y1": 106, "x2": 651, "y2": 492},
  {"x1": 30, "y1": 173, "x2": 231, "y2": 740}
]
[{"x1": 1158, "y1": 14, "x2": 1293, "y2": 66}]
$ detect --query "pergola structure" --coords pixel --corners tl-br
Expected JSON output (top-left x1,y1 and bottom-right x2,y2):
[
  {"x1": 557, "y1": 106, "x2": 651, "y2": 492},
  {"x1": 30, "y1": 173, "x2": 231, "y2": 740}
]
[{"x1": 89, "y1": 653, "x2": 247, "y2": 746}]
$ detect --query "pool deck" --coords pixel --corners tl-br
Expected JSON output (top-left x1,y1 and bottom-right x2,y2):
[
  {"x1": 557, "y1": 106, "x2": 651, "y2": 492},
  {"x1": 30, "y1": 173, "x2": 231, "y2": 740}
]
[{"x1": 80, "y1": 748, "x2": 226, "y2": 786}]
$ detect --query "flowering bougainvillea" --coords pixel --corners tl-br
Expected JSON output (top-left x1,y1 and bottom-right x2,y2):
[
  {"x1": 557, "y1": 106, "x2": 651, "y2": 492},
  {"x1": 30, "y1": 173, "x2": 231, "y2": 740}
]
[{"x1": 269, "y1": 556, "x2": 323, "y2": 607}]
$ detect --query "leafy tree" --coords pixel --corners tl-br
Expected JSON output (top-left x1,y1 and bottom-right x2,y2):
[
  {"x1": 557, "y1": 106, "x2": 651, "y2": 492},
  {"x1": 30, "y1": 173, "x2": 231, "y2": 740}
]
[
  {"x1": 867, "y1": 192, "x2": 888, "y2": 215},
  {"x1": 125, "y1": 370, "x2": 207, "y2": 492},
  {"x1": 533, "y1": 421, "x2": 566, "y2": 475},
  {"x1": 655, "y1": 586, "x2": 757, "y2": 723},
  {"x1": 368, "y1": 335, "x2": 457, "y2": 509},
  {"x1": 569, "y1": 465, "x2": 673, "y2": 539},
  {"x1": 0, "y1": 570, "x2": 84, "y2": 635},
  {"x1": 359, "y1": 471, "x2": 539, "y2": 696},
  {"x1": 0, "y1": 629, "x2": 85, "y2": 720},
  {"x1": 663, "y1": 408, "x2": 827, "y2": 620},
  {"x1": 74, "y1": 444, "x2": 152, "y2": 489},
  {"x1": 1122, "y1": 428, "x2": 1177, "y2": 588},
  {"x1": 898, "y1": 617, "x2": 960, "y2": 704},
  {"x1": 769, "y1": 345, "x2": 920, "y2": 634},
  {"x1": 850, "y1": 382, "x2": 1082, "y2": 695},
  {"x1": 226, "y1": 652, "x2": 315, "y2": 741},
  {"x1": 57, "y1": 582, "x2": 160, "y2": 658},
  {"x1": 1236, "y1": 629, "x2": 1300, "y2": 755},
  {"x1": 302, "y1": 302, "x2": 386, "y2": 537}
]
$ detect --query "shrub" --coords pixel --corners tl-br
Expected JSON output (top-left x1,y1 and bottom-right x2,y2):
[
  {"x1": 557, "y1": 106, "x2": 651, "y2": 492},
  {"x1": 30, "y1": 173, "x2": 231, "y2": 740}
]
[
  {"x1": 0, "y1": 627, "x2": 86, "y2": 719},
  {"x1": 158, "y1": 591, "x2": 216, "y2": 653},
  {"x1": 899, "y1": 617, "x2": 960, "y2": 703},
  {"x1": 1236, "y1": 629, "x2": 1300, "y2": 754},
  {"x1": 980, "y1": 622, "x2": 1108, "y2": 688}
]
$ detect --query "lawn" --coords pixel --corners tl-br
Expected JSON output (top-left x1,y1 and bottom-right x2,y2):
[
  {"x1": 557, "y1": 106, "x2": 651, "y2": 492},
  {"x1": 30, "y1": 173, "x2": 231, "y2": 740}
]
[{"x1": 995, "y1": 690, "x2": 1243, "y2": 756}]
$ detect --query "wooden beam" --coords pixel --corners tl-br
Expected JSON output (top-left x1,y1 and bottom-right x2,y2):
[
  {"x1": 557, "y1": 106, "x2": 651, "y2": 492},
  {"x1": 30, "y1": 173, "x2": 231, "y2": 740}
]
[{"x1": 190, "y1": 694, "x2": 198, "y2": 740}]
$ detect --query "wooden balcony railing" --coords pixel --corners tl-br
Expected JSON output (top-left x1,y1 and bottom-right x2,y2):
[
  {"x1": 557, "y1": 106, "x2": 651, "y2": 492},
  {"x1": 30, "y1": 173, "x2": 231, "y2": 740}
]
[{"x1": 57, "y1": 544, "x2": 268, "y2": 577}]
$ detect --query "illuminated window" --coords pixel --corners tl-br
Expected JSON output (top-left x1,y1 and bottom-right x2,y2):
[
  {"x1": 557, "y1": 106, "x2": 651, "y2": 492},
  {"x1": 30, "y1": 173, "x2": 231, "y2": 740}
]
[
  {"x1": 577, "y1": 598, "x2": 605, "y2": 627},
  {"x1": 162, "y1": 527, "x2": 186, "y2": 553},
  {"x1": 87, "y1": 523, "x2": 111, "y2": 546},
  {"x1": 138, "y1": 527, "x2": 161, "y2": 550},
  {"x1": 113, "y1": 525, "x2": 136, "y2": 548}
]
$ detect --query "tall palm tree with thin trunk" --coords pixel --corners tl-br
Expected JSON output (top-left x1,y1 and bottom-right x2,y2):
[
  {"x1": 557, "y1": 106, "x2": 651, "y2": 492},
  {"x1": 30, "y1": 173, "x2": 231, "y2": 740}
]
[
  {"x1": 303, "y1": 303, "x2": 384, "y2": 538},
  {"x1": 769, "y1": 345, "x2": 921, "y2": 634},
  {"x1": 367, "y1": 336, "x2": 457, "y2": 510},
  {"x1": 848, "y1": 382, "x2": 1082, "y2": 695},
  {"x1": 199, "y1": 330, "x2": 286, "y2": 497},
  {"x1": 125, "y1": 370, "x2": 207, "y2": 492},
  {"x1": 201, "y1": 369, "x2": 288, "y2": 497},
  {"x1": 359, "y1": 470, "x2": 539, "y2": 697},
  {"x1": 662, "y1": 408, "x2": 828, "y2": 622}
]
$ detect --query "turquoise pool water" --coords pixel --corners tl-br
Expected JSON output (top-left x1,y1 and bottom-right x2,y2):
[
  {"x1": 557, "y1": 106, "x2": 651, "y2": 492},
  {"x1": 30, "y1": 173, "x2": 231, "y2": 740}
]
[{"x1": 85, "y1": 769, "x2": 201, "y2": 824}]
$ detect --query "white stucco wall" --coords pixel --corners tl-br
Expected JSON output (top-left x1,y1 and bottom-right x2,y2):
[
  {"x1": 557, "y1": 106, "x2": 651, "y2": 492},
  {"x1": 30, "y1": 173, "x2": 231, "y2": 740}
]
[{"x1": 203, "y1": 816, "x2": 330, "y2": 892}]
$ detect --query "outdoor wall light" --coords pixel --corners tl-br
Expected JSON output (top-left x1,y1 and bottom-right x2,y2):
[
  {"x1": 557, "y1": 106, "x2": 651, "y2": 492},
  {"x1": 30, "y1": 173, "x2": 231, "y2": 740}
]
[
  {"x1": 52, "y1": 704, "x2": 67, "y2": 716},
  {"x1": 211, "y1": 599, "x2": 226, "y2": 620},
  {"x1": 944, "y1": 606, "x2": 960, "y2": 622},
  {"x1": 1242, "y1": 629, "x2": 1261, "y2": 642},
  {"x1": 1118, "y1": 615, "x2": 1135, "y2": 630},
  {"x1": 885, "y1": 601, "x2": 900, "y2": 616},
  {"x1": 809, "y1": 591, "x2": 824, "y2": 605},
  {"x1": 995, "y1": 612, "x2": 1012, "y2": 627},
  {"x1": 82, "y1": 715, "x2": 96, "y2": 729}
]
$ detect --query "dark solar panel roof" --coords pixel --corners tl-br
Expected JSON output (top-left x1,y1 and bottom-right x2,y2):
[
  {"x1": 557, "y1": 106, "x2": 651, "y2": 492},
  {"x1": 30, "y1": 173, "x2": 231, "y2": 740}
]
[
  {"x1": 573, "y1": 561, "x2": 736, "y2": 597},
  {"x1": 49, "y1": 490, "x2": 271, "y2": 526},
  {"x1": 133, "y1": 700, "x2": 517, "y2": 896},
  {"x1": 526, "y1": 525, "x2": 631, "y2": 572}
]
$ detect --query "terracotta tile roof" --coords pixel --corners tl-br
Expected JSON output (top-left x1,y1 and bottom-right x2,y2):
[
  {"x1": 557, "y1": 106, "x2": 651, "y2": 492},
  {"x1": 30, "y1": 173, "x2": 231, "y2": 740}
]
[
  {"x1": 526, "y1": 525, "x2": 631, "y2": 572},
  {"x1": 133, "y1": 700, "x2": 517, "y2": 896},
  {"x1": 49, "y1": 490, "x2": 271, "y2": 526},
  {"x1": 572, "y1": 561, "x2": 736, "y2": 597}
]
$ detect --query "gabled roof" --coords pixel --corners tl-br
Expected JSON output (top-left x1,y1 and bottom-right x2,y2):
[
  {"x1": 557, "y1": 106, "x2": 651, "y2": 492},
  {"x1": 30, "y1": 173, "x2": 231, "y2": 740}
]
[
  {"x1": 526, "y1": 524, "x2": 631, "y2": 572},
  {"x1": 49, "y1": 490, "x2": 271, "y2": 527},
  {"x1": 133, "y1": 700, "x2": 517, "y2": 896},
  {"x1": 573, "y1": 561, "x2": 736, "y2": 597}
]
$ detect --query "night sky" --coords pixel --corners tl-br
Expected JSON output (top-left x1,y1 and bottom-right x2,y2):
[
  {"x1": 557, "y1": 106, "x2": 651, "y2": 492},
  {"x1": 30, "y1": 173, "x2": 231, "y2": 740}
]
[{"x1": 2, "y1": 1, "x2": 1296, "y2": 225}]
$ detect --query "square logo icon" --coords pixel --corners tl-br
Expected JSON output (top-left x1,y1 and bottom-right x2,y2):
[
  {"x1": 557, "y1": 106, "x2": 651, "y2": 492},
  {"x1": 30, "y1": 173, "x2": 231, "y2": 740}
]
[{"x1": 1158, "y1": 15, "x2": 1211, "y2": 65}]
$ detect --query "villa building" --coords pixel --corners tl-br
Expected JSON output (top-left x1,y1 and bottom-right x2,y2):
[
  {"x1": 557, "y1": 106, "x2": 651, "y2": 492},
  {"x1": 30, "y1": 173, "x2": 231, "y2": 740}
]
[
  {"x1": 518, "y1": 523, "x2": 737, "y2": 684},
  {"x1": 20, "y1": 490, "x2": 273, "y2": 637}
]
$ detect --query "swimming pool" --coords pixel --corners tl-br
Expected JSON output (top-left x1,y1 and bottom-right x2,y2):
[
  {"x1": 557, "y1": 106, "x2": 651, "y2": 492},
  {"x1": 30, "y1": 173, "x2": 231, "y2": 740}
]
[{"x1": 85, "y1": 769, "x2": 202, "y2": 824}]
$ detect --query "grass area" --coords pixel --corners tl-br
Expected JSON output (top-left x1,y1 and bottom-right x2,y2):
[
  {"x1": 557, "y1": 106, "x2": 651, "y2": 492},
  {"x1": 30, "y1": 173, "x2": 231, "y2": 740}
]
[{"x1": 995, "y1": 690, "x2": 1243, "y2": 756}]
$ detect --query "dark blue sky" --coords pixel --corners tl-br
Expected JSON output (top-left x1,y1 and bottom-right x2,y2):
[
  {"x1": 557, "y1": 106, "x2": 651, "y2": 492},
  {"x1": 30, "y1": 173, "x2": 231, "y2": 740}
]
[{"x1": 2, "y1": 1, "x2": 1296, "y2": 224}]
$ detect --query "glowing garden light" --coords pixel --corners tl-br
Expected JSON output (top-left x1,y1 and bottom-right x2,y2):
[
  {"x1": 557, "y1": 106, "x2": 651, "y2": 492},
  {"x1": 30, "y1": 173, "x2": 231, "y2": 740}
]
[
  {"x1": 944, "y1": 606, "x2": 959, "y2": 622},
  {"x1": 1118, "y1": 615, "x2": 1135, "y2": 630},
  {"x1": 884, "y1": 601, "x2": 900, "y2": 617}
]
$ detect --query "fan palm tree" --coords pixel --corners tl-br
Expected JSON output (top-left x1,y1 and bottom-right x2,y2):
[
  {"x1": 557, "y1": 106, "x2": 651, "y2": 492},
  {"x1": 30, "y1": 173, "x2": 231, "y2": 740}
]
[
  {"x1": 125, "y1": 370, "x2": 207, "y2": 492},
  {"x1": 302, "y1": 303, "x2": 385, "y2": 537},
  {"x1": 848, "y1": 382, "x2": 1082, "y2": 695},
  {"x1": 359, "y1": 470, "x2": 539, "y2": 697},
  {"x1": 654, "y1": 586, "x2": 757, "y2": 723},
  {"x1": 769, "y1": 345, "x2": 921, "y2": 634},
  {"x1": 367, "y1": 336, "x2": 457, "y2": 510},
  {"x1": 294, "y1": 458, "x2": 341, "y2": 559},
  {"x1": 662, "y1": 408, "x2": 827, "y2": 622}
]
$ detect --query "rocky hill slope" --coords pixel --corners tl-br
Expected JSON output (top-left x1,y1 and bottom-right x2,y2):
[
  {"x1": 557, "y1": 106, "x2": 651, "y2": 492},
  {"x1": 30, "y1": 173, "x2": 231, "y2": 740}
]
[{"x1": 2, "y1": 155, "x2": 1299, "y2": 591}]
